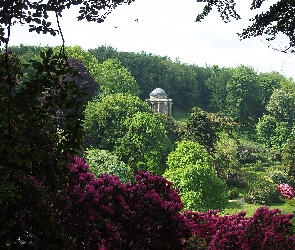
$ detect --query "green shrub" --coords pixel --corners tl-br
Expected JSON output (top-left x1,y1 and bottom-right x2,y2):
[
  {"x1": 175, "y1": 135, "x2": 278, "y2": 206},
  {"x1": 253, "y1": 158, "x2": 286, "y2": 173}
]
[
  {"x1": 224, "y1": 172, "x2": 246, "y2": 188},
  {"x1": 271, "y1": 171, "x2": 292, "y2": 185},
  {"x1": 85, "y1": 148, "x2": 134, "y2": 183},
  {"x1": 252, "y1": 160, "x2": 267, "y2": 172},
  {"x1": 164, "y1": 140, "x2": 228, "y2": 212},
  {"x1": 237, "y1": 141, "x2": 264, "y2": 164},
  {"x1": 285, "y1": 197, "x2": 295, "y2": 207},
  {"x1": 213, "y1": 132, "x2": 240, "y2": 174},
  {"x1": 244, "y1": 178, "x2": 280, "y2": 205},
  {"x1": 184, "y1": 107, "x2": 217, "y2": 150},
  {"x1": 228, "y1": 187, "x2": 239, "y2": 199}
]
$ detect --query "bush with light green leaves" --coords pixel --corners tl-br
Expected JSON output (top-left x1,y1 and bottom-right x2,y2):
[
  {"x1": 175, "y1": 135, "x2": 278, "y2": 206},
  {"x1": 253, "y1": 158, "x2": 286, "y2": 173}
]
[
  {"x1": 114, "y1": 111, "x2": 173, "y2": 176},
  {"x1": 83, "y1": 93, "x2": 152, "y2": 150},
  {"x1": 97, "y1": 58, "x2": 140, "y2": 98},
  {"x1": 164, "y1": 140, "x2": 228, "y2": 212},
  {"x1": 85, "y1": 148, "x2": 134, "y2": 183}
]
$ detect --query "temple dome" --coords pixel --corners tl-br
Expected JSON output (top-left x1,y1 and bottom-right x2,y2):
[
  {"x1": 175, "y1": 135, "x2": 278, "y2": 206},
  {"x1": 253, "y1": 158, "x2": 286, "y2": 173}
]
[{"x1": 150, "y1": 88, "x2": 167, "y2": 98}]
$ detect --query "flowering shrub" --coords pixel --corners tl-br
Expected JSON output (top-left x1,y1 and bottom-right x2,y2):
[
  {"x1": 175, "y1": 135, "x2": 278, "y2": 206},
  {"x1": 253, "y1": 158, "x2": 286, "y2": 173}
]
[
  {"x1": 4, "y1": 153, "x2": 295, "y2": 249},
  {"x1": 278, "y1": 183, "x2": 295, "y2": 199},
  {"x1": 60, "y1": 156, "x2": 191, "y2": 249},
  {"x1": 184, "y1": 207, "x2": 295, "y2": 250}
]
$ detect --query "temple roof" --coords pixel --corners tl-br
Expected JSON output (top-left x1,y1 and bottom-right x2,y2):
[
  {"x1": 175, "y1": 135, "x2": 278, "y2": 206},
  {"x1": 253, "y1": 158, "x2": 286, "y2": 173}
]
[{"x1": 150, "y1": 88, "x2": 167, "y2": 98}]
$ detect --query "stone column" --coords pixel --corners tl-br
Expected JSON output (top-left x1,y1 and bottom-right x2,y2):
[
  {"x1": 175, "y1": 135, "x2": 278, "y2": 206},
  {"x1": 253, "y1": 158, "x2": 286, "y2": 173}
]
[
  {"x1": 157, "y1": 100, "x2": 160, "y2": 113},
  {"x1": 168, "y1": 100, "x2": 173, "y2": 116}
]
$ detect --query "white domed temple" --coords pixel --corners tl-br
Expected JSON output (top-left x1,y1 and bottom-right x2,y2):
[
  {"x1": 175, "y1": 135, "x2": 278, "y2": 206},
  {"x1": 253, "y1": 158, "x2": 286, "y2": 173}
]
[{"x1": 145, "y1": 88, "x2": 173, "y2": 116}]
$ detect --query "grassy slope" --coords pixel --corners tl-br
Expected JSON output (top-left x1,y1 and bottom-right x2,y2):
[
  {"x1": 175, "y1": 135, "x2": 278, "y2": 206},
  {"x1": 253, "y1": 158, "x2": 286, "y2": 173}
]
[
  {"x1": 173, "y1": 110, "x2": 188, "y2": 123},
  {"x1": 223, "y1": 200, "x2": 295, "y2": 217}
]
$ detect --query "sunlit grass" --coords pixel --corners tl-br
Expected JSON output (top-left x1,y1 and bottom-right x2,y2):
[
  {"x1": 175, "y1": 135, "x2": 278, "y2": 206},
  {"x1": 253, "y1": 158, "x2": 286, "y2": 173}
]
[
  {"x1": 222, "y1": 200, "x2": 295, "y2": 217},
  {"x1": 173, "y1": 110, "x2": 188, "y2": 123}
]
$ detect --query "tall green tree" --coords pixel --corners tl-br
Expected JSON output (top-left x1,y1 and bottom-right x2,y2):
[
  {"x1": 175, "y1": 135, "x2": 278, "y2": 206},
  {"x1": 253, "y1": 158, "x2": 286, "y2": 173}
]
[
  {"x1": 256, "y1": 89, "x2": 295, "y2": 151},
  {"x1": 97, "y1": 58, "x2": 140, "y2": 98},
  {"x1": 60, "y1": 46, "x2": 101, "y2": 82},
  {"x1": 184, "y1": 107, "x2": 217, "y2": 150},
  {"x1": 83, "y1": 93, "x2": 152, "y2": 150},
  {"x1": 88, "y1": 45, "x2": 118, "y2": 63},
  {"x1": 205, "y1": 65, "x2": 232, "y2": 112},
  {"x1": 225, "y1": 65, "x2": 261, "y2": 125},
  {"x1": 258, "y1": 71, "x2": 284, "y2": 107},
  {"x1": 193, "y1": 65, "x2": 212, "y2": 109},
  {"x1": 114, "y1": 111, "x2": 172, "y2": 175},
  {"x1": 162, "y1": 59, "x2": 199, "y2": 111},
  {"x1": 280, "y1": 77, "x2": 295, "y2": 99},
  {"x1": 256, "y1": 114, "x2": 278, "y2": 148},
  {"x1": 0, "y1": 48, "x2": 85, "y2": 248},
  {"x1": 0, "y1": 1, "x2": 136, "y2": 247},
  {"x1": 266, "y1": 89, "x2": 295, "y2": 124},
  {"x1": 57, "y1": 46, "x2": 101, "y2": 118}
]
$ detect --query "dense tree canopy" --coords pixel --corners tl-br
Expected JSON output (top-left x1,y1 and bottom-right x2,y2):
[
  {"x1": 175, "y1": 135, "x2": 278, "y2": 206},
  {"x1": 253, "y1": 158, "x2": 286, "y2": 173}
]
[
  {"x1": 266, "y1": 89, "x2": 295, "y2": 124},
  {"x1": 184, "y1": 107, "x2": 217, "y2": 150},
  {"x1": 97, "y1": 58, "x2": 140, "y2": 98},
  {"x1": 225, "y1": 65, "x2": 261, "y2": 125},
  {"x1": 84, "y1": 148, "x2": 134, "y2": 183},
  {"x1": 256, "y1": 89, "x2": 295, "y2": 151},
  {"x1": 89, "y1": 48, "x2": 202, "y2": 111},
  {"x1": 61, "y1": 46, "x2": 101, "y2": 82},
  {"x1": 114, "y1": 111, "x2": 172, "y2": 175},
  {"x1": 83, "y1": 93, "x2": 152, "y2": 150},
  {"x1": 0, "y1": 47, "x2": 86, "y2": 248},
  {"x1": 205, "y1": 65, "x2": 232, "y2": 112},
  {"x1": 1, "y1": 1, "x2": 137, "y2": 246}
]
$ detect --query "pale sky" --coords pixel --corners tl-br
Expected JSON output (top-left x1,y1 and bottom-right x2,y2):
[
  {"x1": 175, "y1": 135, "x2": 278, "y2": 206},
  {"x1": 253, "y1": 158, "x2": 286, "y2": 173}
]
[{"x1": 8, "y1": 0, "x2": 295, "y2": 79}]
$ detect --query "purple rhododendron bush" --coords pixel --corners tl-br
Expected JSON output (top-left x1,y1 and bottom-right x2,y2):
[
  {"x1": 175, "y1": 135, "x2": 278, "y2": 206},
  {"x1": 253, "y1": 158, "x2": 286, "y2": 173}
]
[
  {"x1": 185, "y1": 208, "x2": 295, "y2": 250},
  {"x1": 278, "y1": 183, "x2": 295, "y2": 199},
  {"x1": 59, "y1": 156, "x2": 295, "y2": 249},
  {"x1": 60, "y1": 155, "x2": 191, "y2": 249}
]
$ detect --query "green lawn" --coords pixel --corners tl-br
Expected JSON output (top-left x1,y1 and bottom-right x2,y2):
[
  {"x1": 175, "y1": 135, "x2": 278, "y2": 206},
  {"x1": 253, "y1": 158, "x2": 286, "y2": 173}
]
[
  {"x1": 173, "y1": 110, "x2": 188, "y2": 123},
  {"x1": 222, "y1": 199, "x2": 295, "y2": 217}
]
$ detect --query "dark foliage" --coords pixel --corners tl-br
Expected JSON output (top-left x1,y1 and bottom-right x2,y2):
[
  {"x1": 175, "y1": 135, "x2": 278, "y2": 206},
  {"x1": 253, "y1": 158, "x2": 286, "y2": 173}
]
[{"x1": 184, "y1": 107, "x2": 217, "y2": 150}]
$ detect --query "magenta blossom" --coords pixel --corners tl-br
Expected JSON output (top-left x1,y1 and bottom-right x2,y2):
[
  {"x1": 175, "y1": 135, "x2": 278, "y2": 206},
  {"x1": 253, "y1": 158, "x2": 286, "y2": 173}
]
[{"x1": 278, "y1": 184, "x2": 295, "y2": 199}]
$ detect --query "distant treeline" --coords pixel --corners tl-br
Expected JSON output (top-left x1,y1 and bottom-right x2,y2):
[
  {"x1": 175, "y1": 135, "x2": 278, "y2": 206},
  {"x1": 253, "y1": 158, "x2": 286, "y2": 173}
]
[{"x1": 8, "y1": 44, "x2": 295, "y2": 126}]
